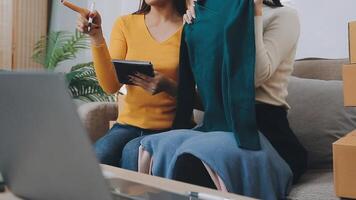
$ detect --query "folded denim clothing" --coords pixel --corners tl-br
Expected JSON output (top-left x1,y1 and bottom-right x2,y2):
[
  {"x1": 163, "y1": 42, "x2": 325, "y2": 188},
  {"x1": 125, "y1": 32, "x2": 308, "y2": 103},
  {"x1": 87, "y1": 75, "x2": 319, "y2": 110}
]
[{"x1": 140, "y1": 130, "x2": 293, "y2": 200}]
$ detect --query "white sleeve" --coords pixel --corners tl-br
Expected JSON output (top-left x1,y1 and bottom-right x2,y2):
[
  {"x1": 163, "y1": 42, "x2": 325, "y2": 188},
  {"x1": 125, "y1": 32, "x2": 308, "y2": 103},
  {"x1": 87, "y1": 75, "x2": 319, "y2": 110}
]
[{"x1": 254, "y1": 9, "x2": 300, "y2": 87}]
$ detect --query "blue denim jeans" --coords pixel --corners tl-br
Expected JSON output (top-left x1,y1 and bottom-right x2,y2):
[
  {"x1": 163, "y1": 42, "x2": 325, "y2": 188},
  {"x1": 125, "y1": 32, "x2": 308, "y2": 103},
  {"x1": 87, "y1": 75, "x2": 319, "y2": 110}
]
[
  {"x1": 121, "y1": 136, "x2": 145, "y2": 171},
  {"x1": 94, "y1": 123, "x2": 166, "y2": 168}
]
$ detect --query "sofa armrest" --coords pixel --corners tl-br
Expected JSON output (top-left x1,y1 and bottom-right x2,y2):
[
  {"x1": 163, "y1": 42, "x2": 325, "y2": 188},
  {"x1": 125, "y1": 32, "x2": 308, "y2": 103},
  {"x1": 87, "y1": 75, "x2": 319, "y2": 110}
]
[{"x1": 77, "y1": 102, "x2": 118, "y2": 142}]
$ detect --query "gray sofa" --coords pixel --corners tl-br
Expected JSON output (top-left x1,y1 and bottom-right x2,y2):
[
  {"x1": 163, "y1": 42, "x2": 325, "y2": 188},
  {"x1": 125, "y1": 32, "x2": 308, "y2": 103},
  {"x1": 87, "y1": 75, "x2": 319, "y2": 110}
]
[{"x1": 78, "y1": 59, "x2": 356, "y2": 200}]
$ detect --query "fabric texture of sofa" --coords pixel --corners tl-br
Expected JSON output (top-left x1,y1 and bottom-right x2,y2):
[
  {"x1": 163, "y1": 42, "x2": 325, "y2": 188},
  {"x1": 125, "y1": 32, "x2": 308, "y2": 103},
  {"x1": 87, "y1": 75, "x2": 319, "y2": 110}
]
[{"x1": 78, "y1": 58, "x2": 355, "y2": 200}]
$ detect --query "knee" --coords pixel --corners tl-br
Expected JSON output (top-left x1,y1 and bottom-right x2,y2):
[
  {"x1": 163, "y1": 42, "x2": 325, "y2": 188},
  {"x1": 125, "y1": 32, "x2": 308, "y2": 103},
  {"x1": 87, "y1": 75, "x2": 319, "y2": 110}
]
[
  {"x1": 122, "y1": 139, "x2": 141, "y2": 158},
  {"x1": 95, "y1": 148, "x2": 120, "y2": 167},
  {"x1": 94, "y1": 138, "x2": 122, "y2": 167},
  {"x1": 121, "y1": 138, "x2": 143, "y2": 171}
]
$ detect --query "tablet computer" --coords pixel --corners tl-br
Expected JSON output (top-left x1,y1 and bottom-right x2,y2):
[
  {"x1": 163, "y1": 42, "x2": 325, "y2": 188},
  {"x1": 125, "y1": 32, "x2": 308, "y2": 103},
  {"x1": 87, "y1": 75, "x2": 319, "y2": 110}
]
[{"x1": 113, "y1": 60, "x2": 154, "y2": 85}]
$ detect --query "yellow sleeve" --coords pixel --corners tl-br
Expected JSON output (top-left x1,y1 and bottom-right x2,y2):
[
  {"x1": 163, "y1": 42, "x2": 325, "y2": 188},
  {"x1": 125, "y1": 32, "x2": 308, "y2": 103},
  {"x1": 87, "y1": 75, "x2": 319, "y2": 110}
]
[{"x1": 91, "y1": 17, "x2": 128, "y2": 94}]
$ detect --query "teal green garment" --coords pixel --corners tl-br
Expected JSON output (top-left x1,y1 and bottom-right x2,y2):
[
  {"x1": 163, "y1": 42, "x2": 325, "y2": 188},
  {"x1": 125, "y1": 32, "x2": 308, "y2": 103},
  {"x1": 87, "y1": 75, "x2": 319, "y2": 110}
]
[{"x1": 172, "y1": 0, "x2": 261, "y2": 150}]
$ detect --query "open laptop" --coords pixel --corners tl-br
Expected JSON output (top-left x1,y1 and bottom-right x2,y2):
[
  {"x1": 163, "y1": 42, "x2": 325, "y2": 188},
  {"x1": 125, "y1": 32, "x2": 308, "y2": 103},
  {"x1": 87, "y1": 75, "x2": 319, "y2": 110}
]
[{"x1": 0, "y1": 72, "x2": 190, "y2": 200}]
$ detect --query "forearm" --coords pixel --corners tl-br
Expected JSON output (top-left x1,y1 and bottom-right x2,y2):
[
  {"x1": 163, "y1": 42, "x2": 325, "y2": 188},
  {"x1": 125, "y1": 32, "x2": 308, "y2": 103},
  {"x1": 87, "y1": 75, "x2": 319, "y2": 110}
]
[
  {"x1": 254, "y1": 16, "x2": 273, "y2": 87},
  {"x1": 91, "y1": 35, "x2": 122, "y2": 94},
  {"x1": 254, "y1": 1, "x2": 277, "y2": 87}
]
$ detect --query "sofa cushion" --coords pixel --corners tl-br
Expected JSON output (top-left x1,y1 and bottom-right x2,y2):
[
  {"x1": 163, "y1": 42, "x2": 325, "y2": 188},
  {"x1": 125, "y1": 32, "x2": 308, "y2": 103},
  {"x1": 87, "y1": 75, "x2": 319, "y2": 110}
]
[
  {"x1": 287, "y1": 77, "x2": 356, "y2": 169},
  {"x1": 194, "y1": 76, "x2": 356, "y2": 169},
  {"x1": 288, "y1": 170, "x2": 338, "y2": 200},
  {"x1": 292, "y1": 59, "x2": 347, "y2": 81}
]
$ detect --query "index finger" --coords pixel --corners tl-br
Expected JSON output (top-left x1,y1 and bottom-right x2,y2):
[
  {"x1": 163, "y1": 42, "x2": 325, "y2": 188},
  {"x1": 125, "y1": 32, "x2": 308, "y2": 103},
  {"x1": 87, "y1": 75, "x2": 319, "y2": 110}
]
[{"x1": 61, "y1": 0, "x2": 89, "y2": 16}]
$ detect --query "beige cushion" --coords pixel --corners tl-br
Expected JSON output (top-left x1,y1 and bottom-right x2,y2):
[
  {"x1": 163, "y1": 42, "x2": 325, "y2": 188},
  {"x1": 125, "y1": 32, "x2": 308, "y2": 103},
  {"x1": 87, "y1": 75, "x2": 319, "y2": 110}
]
[
  {"x1": 292, "y1": 59, "x2": 347, "y2": 81},
  {"x1": 77, "y1": 102, "x2": 118, "y2": 142},
  {"x1": 287, "y1": 77, "x2": 356, "y2": 169}
]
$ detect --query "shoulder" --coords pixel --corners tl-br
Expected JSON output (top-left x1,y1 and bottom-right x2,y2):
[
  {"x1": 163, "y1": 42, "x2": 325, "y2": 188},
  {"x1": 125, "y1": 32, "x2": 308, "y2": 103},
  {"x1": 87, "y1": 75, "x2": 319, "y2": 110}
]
[
  {"x1": 262, "y1": 6, "x2": 300, "y2": 39},
  {"x1": 263, "y1": 6, "x2": 299, "y2": 26},
  {"x1": 113, "y1": 14, "x2": 143, "y2": 30}
]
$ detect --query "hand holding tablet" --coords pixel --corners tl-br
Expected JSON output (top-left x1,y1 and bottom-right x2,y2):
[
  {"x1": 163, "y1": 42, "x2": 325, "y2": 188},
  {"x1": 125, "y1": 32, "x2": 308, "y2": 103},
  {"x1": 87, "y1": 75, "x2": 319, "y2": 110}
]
[
  {"x1": 113, "y1": 60, "x2": 155, "y2": 85},
  {"x1": 113, "y1": 60, "x2": 177, "y2": 97}
]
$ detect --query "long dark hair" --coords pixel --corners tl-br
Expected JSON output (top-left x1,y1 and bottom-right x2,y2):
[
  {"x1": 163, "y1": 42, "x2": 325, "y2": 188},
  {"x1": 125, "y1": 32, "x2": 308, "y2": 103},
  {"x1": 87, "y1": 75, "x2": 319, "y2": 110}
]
[
  {"x1": 263, "y1": 0, "x2": 283, "y2": 7},
  {"x1": 134, "y1": 0, "x2": 187, "y2": 16}
]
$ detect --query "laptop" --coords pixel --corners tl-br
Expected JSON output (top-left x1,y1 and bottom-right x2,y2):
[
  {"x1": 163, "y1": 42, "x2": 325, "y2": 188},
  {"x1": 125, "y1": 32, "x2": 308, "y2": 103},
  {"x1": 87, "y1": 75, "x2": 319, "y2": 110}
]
[{"x1": 0, "y1": 72, "x2": 190, "y2": 200}]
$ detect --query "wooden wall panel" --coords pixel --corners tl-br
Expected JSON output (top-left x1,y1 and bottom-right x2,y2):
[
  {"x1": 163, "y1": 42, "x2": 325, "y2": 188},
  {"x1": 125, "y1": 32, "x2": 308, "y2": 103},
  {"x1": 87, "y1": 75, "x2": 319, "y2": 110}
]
[
  {"x1": 12, "y1": 0, "x2": 48, "y2": 70},
  {"x1": 0, "y1": 0, "x2": 13, "y2": 70},
  {"x1": 0, "y1": 0, "x2": 47, "y2": 70}
]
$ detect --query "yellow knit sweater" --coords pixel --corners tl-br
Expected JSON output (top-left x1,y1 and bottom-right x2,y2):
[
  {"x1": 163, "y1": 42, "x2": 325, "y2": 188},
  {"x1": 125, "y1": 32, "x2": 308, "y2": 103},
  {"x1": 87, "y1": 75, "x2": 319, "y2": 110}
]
[{"x1": 91, "y1": 14, "x2": 182, "y2": 130}]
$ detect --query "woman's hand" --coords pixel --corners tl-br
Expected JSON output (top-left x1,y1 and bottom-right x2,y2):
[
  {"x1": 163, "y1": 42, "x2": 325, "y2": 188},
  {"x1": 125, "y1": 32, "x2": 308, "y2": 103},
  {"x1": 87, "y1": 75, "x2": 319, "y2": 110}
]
[
  {"x1": 254, "y1": 0, "x2": 263, "y2": 16},
  {"x1": 76, "y1": 10, "x2": 105, "y2": 45},
  {"x1": 129, "y1": 72, "x2": 178, "y2": 97},
  {"x1": 182, "y1": 0, "x2": 263, "y2": 97},
  {"x1": 183, "y1": 0, "x2": 197, "y2": 24},
  {"x1": 184, "y1": 0, "x2": 263, "y2": 24}
]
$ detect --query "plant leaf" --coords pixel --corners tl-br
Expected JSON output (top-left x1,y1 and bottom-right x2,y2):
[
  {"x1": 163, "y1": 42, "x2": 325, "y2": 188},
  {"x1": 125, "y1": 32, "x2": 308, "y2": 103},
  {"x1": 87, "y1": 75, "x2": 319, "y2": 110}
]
[
  {"x1": 67, "y1": 62, "x2": 116, "y2": 102},
  {"x1": 32, "y1": 31, "x2": 115, "y2": 102},
  {"x1": 32, "y1": 31, "x2": 90, "y2": 70}
]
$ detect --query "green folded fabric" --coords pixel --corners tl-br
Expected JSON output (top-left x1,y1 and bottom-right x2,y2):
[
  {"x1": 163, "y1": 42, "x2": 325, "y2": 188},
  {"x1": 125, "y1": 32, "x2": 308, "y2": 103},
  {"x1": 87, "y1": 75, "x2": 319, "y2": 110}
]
[{"x1": 173, "y1": 0, "x2": 261, "y2": 150}]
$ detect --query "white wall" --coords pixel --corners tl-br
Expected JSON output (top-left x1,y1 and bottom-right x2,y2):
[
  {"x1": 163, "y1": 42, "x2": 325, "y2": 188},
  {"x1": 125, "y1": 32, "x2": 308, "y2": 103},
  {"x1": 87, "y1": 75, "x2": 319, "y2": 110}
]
[
  {"x1": 50, "y1": 0, "x2": 140, "y2": 44},
  {"x1": 121, "y1": 0, "x2": 356, "y2": 60},
  {"x1": 51, "y1": 0, "x2": 356, "y2": 61},
  {"x1": 96, "y1": 0, "x2": 122, "y2": 41},
  {"x1": 293, "y1": 0, "x2": 356, "y2": 59},
  {"x1": 50, "y1": 0, "x2": 91, "y2": 71},
  {"x1": 97, "y1": 0, "x2": 140, "y2": 40},
  {"x1": 121, "y1": 0, "x2": 141, "y2": 15},
  {"x1": 49, "y1": 0, "x2": 139, "y2": 71},
  {"x1": 50, "y1": 0, "x2": 88, "y2": 32}
]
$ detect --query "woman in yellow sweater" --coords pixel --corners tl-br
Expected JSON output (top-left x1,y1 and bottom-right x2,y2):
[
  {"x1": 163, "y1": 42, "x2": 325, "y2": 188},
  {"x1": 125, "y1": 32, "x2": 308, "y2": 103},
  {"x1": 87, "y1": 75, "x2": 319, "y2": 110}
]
[{"x1": 76, "y1": 0, "x2": 186, "y2": 167}]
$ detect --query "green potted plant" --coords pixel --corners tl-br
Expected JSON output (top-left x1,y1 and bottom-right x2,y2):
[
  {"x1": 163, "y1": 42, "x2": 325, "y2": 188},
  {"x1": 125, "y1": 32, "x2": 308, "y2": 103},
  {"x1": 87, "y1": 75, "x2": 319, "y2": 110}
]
[{"x1": 32, "y1": 30, "x2": 116, "y2": 102}]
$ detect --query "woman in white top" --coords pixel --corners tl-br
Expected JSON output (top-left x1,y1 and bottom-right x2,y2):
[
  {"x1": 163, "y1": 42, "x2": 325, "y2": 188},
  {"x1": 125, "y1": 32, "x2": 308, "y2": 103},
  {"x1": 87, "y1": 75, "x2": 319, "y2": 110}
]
[{"x1": 181, "y1": 0, "x2": 308, "y2": 184}]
